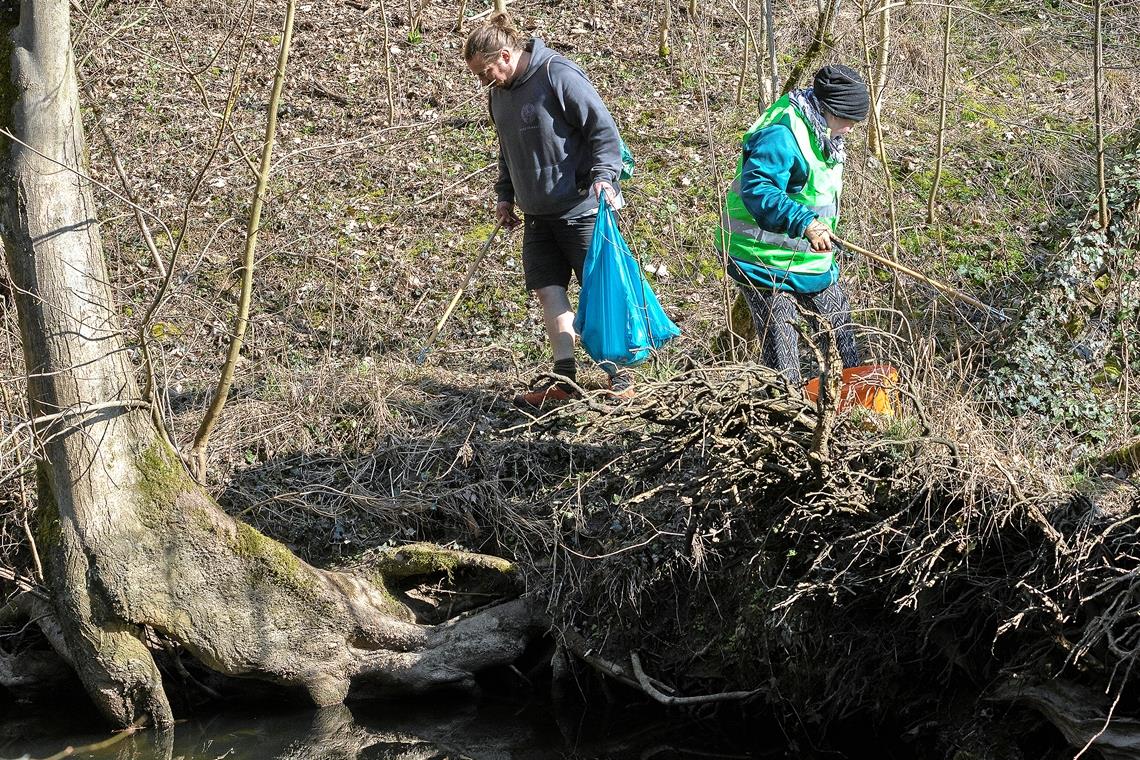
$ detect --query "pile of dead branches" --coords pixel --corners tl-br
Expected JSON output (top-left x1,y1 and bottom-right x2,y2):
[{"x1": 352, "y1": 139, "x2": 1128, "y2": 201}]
[{"x1": 534, "y1": 363, "x2": 1139, "y2": 754}]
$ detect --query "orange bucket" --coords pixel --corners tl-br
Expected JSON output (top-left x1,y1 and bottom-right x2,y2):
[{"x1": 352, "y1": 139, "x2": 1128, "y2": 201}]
[{"x1": 803, "y1": 364, "x2": 900, "y2": 416}]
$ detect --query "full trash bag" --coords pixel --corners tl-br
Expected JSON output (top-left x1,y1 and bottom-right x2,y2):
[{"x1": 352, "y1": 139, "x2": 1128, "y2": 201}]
[{"x1": 574, "y1": 198, "x2": 680, "y2": 366}]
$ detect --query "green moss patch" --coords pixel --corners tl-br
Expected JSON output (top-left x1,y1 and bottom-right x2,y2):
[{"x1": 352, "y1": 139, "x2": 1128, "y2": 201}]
[{"x1": 231, "y1": 521, "x2": 320, "y2": 597}]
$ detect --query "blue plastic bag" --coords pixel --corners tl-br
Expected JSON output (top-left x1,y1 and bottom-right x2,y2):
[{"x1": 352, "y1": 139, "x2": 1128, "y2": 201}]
[{"x1": 574, "y1": 198, "x2": 680, "y2": 366}]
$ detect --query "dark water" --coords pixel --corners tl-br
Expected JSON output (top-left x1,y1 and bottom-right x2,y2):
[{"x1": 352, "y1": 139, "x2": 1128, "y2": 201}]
[{"x1": 0, "y1": 696, "x2": 767, "y2": 760}]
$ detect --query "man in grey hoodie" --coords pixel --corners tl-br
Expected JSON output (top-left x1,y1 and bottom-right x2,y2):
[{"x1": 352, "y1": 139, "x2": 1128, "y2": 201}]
[{"x1": 464, "y1": 13, "x2": 630, "y2": 410}]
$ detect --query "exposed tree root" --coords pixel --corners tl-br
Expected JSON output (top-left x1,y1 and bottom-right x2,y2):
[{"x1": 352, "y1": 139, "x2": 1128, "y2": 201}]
[
  {"x1": 31, "y1": 430, "x2": 545, "y2": 727},
  {"x1": 630, "y1": 652, "x2": 759, "y2": 706},
  {"x1": 991, "y1": 679, "x2": 1140, "y2": 760},
  {"x1": 1081, "y1": 437, "x2": 1140, "y2": 473}
]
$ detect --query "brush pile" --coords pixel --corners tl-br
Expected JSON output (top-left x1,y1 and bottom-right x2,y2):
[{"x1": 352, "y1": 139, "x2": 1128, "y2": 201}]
[{"x1": 522, "y1": 363, "x2": 1139, "y2": 755}]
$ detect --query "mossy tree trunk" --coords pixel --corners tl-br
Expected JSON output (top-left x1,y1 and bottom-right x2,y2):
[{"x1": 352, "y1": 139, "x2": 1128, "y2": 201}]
[{"x1": 0, "y1": 0, "x2": 540, "y2": 729}]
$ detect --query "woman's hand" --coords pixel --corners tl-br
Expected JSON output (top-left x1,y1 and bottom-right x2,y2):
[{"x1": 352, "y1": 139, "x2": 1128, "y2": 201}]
[
  {"x1": 804, "y1": 219, "x2": 834, "y2": 252},
  {"x1": 592, "y1": 180, "x2": 616, "y2": 205},
  {"x1": 593, "y1": 180, "x2": 625, "y2": 210}
]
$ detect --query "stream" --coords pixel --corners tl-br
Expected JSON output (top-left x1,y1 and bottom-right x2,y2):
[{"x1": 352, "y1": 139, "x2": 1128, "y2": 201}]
[{"x1": 0, "y1": 694, "x2": 773, "y2": 760}]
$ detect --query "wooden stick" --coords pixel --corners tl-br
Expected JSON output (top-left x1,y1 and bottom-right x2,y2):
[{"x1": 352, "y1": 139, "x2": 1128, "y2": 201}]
[
  {"x1": 834, "y1": 236, "x2": 1008, "y2": 322},
  {"x1": 416, "y1": 220, "x2": 504, "y2": 365}
]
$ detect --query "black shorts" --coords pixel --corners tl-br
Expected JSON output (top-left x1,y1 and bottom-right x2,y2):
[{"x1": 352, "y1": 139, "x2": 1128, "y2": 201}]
[{"x1": 521, "y1": 213, "x2": 596, "y2": 291}]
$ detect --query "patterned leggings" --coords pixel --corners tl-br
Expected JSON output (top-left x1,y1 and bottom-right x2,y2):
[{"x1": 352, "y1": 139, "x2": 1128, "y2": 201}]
[{"x1": 738, "y1": 281, "x2": 860, "y2": 385}]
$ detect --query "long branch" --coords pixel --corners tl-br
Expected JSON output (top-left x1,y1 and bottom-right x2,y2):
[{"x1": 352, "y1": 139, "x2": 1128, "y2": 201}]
[
  {"x1": 191, "y1": 0, "x2": 297, "y2": 479},
  {"x1": 926, "y1": 2, "x2": 952, "y2": 224},
  {"x1": 630, "y1": 652, "x2": 760, "y2": 705}
]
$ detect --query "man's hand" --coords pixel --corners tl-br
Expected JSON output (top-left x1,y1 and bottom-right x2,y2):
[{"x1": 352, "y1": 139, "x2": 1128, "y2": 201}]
[
  {"x1": 804, "y1": 219, "x2": 834, "y2": 252},
  {"x1": 495, "y1": 201, "x2": 522, "y2": 230}
]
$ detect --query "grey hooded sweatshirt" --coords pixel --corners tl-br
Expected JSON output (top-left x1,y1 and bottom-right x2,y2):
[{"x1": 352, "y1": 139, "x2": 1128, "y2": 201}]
[{"x1": 490, "y1": 38, "x2": 623, "y2": 219}]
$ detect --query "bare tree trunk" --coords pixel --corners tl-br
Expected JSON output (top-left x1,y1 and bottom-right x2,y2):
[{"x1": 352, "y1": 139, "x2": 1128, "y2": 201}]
[
  {"x1": 865, "y1": 0, "x2": 890, "y2": 160},
  {"x1": 0, "y1": 0, "x2": 540, "y2": 729},
  {"x1": 0, "y1": 0, "x2": 175, "y2": 726},
  {"x1": 659, "y1": 0, "x2": 671, "y2": 57},
  {"x1": 1093, "y1": 0, "x2": 1110, "y2": 229},
  {"x1": 736, "y1": 0, "x2": 750, "y2": 105},
  {"x1": 494, "y1": 0, "x2": 505, "y2": 16},
  {"x1": 382, "y1": 0, "x2": 396, "y2": 123},
  {"x1": 927, "y1": 3, "x2": 952, "y2": 225},
  {"x1": 721, "y1": 0, "x2": 765, "y2": 84},
  {"x1": 753, "y1": 0, "x2": 768, "y2": 108}
]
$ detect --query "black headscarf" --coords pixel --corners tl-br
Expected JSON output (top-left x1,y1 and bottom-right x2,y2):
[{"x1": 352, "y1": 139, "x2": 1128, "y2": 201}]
[{"x1": 812, "y1": 64, "x2": 869, "y2": 121}]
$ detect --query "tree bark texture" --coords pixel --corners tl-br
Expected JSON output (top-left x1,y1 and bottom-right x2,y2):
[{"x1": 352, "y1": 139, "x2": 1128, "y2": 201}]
[{"x1": 0, "y1": 0, "x2": 540, "y2": 729}]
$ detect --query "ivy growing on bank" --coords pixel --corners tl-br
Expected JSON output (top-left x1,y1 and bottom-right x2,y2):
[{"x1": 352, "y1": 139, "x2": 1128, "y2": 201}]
[{"x1": 984, "y1": 149, "x2": 1140, "y2": 440}]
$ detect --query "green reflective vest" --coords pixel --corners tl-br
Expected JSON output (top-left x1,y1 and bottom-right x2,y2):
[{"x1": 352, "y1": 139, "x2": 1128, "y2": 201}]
[{"x1": 715, "y1": 95, "x2": 843, "y2": 281}]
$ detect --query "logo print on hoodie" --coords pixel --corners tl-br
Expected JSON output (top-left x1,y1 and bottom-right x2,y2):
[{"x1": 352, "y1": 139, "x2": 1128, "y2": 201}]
[{"x1": 520, "y1": 103, "x2": 539, "y2": 131}]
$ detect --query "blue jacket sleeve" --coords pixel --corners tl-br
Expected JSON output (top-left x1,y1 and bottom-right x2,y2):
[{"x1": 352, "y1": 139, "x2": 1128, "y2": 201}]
[{"x1": 739, "y1": 124, "x2": 816, "y2": 238}]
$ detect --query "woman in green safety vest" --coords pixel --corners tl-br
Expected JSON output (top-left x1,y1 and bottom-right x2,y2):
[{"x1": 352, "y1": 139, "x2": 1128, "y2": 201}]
[{"x1": 715, "y1": 64, "x2": 869, "y2": 385}]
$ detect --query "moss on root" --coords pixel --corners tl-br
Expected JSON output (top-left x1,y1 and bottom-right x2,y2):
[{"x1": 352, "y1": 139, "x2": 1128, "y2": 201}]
[
  {"x1": 231, "y1": 521, "x2": 320, "y2": 598},
  {"x1": 135, "y1": 439, "x2": 333, "y2": 605},
  {"x1": 135, "y1": 438, "x2": 189, "y2": 524},
  {"x1": 371, "y1": 542, "x2": 514, "y2": 581}
]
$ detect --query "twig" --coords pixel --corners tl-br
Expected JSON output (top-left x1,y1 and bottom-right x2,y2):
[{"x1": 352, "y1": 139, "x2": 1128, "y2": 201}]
[
  {"x1": 0, "y1": 566, "x2": 49, "y2": 600},
  {"x1": 0, "y1": 399, "x2": 151, "y2": 456},
  {"x1": 414, "y1": 163, "x2": 494, "y2": 205},
  {"x1": 558, "y1": 625, "x2": 640, "y2": 690},
  {"x1": 1073, "y1": 682, "x2": 1125, "y2": 760},
  {"x1": 630, "y1": 652, "x2": 759, "y2": 705},
  {"x1": 40, "y1": 721, "x2": 144, "y2": 760},
  {"x1": 20, "y1": 486, "x2": 43, "y2": 583}
]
